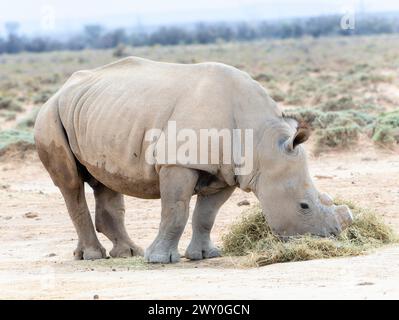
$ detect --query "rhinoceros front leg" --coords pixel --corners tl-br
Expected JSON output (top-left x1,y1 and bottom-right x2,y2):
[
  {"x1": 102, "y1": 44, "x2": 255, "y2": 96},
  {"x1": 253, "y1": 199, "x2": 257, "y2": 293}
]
[
  {"x1": 185, "y1": 187, "x2": 235, "y2": 260},
  {"x1": 145, "y1": 166, "x2": 198, "y2": 263},
  {"x1": 93, "y1": 184, "x2": 143, "y2": 258}
]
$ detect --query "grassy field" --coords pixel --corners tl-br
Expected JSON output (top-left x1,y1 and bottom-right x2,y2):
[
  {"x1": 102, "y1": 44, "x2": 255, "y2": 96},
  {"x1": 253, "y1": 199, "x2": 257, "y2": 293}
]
[{"x1": 0, "y1": 34, "x2": 398, "y2": 153}]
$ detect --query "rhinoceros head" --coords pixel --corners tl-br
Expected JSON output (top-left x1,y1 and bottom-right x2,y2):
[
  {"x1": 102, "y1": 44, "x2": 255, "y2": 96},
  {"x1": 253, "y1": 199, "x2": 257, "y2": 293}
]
[{"x1": 252, "y1": 118, "x2": 353, "y2": 237}]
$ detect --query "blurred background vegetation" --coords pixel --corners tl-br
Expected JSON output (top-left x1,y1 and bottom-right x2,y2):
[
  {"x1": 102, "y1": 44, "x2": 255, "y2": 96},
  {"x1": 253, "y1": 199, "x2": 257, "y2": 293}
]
[
  {"x1": 1, "y1": 14, "x2": 399, "y2": 54},
  {"x1": 0, "y1": 12, "x2": 398, "y2": 155}
]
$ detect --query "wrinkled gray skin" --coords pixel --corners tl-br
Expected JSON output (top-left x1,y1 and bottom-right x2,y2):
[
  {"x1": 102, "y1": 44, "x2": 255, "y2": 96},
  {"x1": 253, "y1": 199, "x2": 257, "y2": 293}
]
[{"x1": 34, "y1": 57, "x2": 353, "y2": 263}]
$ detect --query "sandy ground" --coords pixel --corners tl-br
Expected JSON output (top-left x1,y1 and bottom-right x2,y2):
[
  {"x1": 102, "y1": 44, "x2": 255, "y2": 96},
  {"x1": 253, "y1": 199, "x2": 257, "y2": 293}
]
[{"x1": 0, "y1": 145, "x2": 398, "y2": 300}]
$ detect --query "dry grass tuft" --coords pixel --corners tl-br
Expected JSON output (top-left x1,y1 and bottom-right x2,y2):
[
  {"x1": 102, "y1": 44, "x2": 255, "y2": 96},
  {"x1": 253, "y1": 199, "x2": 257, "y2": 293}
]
[{"x1": 222, "y1": 200, "x2": 397, "y2": 267}]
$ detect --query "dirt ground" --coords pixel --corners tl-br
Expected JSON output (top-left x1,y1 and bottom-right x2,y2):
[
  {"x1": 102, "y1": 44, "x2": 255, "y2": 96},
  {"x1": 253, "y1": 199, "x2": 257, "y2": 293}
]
[{"x1": 0, "y1": 144, "x2": 398, "y2": 300}]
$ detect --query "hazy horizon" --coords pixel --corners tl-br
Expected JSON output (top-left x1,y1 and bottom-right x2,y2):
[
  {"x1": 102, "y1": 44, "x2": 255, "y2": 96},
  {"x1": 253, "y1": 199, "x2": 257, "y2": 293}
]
[{"x1": 1, "y1": 0, "x2": 399, "y2": 36}]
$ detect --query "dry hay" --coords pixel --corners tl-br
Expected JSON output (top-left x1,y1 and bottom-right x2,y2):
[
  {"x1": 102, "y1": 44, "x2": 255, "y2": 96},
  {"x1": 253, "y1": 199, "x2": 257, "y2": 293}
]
[{"x1": 222, "y1": 200, "x2": 397, "y2": 267}]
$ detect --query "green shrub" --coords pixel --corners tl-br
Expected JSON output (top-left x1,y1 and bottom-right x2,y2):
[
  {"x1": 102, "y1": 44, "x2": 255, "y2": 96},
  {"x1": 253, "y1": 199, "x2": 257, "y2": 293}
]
[
  {"x1": 285, "y1": 108, "x2": 322, "y2": 127},
  {"x1": 254, "y1": 73, "x2": 274, "y2": 82},
  {"x1": 33, "y1": 90, "x2": 54, "y2": 104},
  {"x1": 285, "y1": 92, "x2": 305, "y2": 105},
  {"x1": 286, "y1": 108, "x2": 375, "y2": 153},
  {"x1": 285, "y1": 112, "x2": 361, "y2": 154},
  {"x1": 270, "y1": 87, "x2": 285, "y2": 102},
  {"x1": 286, "y1": 108, "x2": 374, "y2": 130},
  {"x1": 294, "y1": 77, "x2": 319, "y2": 92},
  {"x1": 0, "y1": 110, "x2": 17, "y2": 121},
  {"x1": 340, "y1": 110, "x2": 375, "y2": 127},
  {"x1": 113, "y1": 44, "x2": 128, "y2": 58},
  {"x1": 0, "y1": 97, "x2": 23, "y2": 112},
  {"x1": 315, "y1": 125, "x2": 359, "y2": 149},
  {"x1": 372, "y1": 110, "x2": 399, "y2": 144},
  {"x1": 16, "y1": 107, "x2": 40, "y2": 130},
  {"x1": 320, "y1": 96, "x2": 355, "y2": 112},
  {"x1": 0, "y1": 129, "x2": 35, "y2": 152}
]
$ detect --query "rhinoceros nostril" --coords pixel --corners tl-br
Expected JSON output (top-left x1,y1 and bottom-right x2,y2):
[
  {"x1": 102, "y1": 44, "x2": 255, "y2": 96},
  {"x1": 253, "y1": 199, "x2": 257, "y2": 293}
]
[{"x1": 330, "y1": 227, "x2": 340, "y2": 237}]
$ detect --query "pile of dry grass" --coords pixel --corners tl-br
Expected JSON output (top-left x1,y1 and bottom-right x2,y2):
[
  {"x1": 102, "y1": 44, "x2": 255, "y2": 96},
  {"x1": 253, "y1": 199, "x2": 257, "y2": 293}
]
[{"x1": 222, "y1": 200, "x2": 397, "y2": 267}]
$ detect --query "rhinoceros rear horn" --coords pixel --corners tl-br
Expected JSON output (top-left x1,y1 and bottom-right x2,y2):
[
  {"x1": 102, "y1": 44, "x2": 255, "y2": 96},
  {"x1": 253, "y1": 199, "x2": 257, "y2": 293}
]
[{"x1": 285, "y1": 122, "x2": 310, "y2": 152}]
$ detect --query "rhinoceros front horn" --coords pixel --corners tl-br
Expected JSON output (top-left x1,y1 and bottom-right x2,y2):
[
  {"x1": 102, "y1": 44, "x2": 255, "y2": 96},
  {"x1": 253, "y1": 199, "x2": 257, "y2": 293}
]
[
  {"x1": 335, "y1": 205, "x2": 354, "y2": 230},
  {"x1": 319, "y1": 193, "x2": 334, "y2": 206},
  {"x1": 285, "y1": 122, "x2": 311, "y2": 152}
]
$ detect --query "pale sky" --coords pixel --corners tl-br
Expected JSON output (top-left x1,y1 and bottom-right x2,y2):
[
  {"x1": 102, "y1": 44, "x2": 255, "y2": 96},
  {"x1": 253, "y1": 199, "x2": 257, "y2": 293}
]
[{"x1": 0, "y1": 0, "x2": 398, "y2": 36}]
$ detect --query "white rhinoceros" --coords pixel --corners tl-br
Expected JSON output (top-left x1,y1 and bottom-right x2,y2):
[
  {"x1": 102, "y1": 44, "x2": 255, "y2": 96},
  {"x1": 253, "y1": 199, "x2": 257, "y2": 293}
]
[{"x1": 34, "y1": 57, "x2": 353, "y2": 263}]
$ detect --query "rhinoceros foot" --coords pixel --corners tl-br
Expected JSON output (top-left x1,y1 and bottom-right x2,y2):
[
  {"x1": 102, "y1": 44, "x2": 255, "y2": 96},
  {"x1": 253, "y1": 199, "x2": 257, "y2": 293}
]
[
  {"x1": 110, "y1": 243, "x2": 143, "y2": 258},
  {"x1": 144, "y1": 243, "x2": 181, "y2": 264},
  {"x1": 185, "y1": 242, "x2": 222, "y2": 261},
  {"x1": 74, "y1": 245, "x2": 107, "y2": 261}
]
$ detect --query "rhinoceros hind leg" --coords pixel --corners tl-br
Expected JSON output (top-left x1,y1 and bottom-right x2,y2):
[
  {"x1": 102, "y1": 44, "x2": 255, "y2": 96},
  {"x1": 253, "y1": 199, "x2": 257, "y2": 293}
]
[
  {"x1": 61, "y1": 184, "x2": 107, "y2": 260},
  {"x1": 185, "y1": 187, "x2": 235, "y2": 260},
  {"x1": 93, "y1": 184, "x2": 143, "y2": 258},
  {"x1": 36, "y1": 149, "x2": 106, "y2": 260},
  {"x1": 145, "y1": 166, "x2": 198, "y2": 263}
]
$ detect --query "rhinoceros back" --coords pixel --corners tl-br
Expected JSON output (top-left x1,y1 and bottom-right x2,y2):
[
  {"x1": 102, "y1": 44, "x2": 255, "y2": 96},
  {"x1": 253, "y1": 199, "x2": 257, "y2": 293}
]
[{"x1": 54, "y1": 57, "x2": 241, "y2": 196}]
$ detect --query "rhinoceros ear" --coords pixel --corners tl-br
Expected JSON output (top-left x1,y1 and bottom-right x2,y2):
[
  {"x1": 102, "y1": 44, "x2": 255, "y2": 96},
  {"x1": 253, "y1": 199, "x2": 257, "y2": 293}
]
[{"x1": 285, "y1": 122, "x2": 310, "y2": 152}]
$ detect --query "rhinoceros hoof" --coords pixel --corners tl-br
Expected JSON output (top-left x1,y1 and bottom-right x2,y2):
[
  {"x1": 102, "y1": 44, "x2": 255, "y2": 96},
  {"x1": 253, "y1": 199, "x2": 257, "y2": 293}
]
[
  {"x1": 74, "y1": 245, "x2": 107, "y2": 261},
  {"x1": 144, "y1": 248, "x2": 181, "y2": 264},
  {"x1": 185, "y1": 245, "x2": 222, "y2": 261},
  {"x1": 110, "y1": 243, "x2": 144, "y2": 258}
]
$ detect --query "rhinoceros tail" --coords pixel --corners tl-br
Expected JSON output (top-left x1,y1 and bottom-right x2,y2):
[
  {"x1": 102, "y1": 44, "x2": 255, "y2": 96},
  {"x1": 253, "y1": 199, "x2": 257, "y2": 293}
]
[{"x1": 34, "y1": 97, "x2": 81, "y2": 190}]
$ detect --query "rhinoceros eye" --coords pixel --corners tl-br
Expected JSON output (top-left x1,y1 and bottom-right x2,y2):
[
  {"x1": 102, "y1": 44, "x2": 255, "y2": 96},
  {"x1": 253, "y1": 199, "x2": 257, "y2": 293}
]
[{"x1": 300, "y1": 202, "x2": 310, "y2": 210}]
